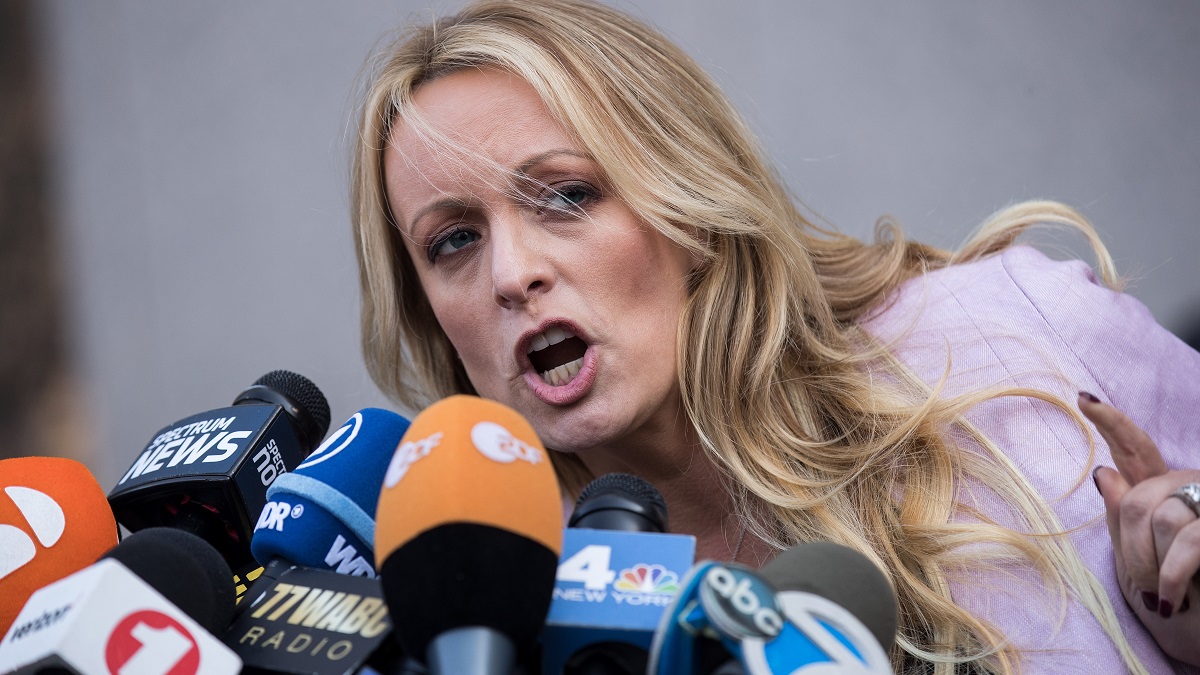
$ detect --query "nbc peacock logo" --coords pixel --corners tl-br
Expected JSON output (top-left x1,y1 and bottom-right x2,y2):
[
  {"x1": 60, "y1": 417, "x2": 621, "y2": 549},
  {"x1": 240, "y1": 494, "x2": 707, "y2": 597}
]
[
  {"x1": 0, "y1": 486, "x2": 65, "y2": 580},
  {"x1": 613, "y1": 563, "x2": 679, "y2": 594}
]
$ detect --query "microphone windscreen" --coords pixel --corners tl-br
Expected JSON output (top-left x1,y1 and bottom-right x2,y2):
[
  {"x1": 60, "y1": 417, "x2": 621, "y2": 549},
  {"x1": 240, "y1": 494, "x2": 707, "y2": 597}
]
[
  {"x1": 101, "y1": 526, "x2": 236, "y2": 635},
  {"x1": 251, "y1": 408, "x2": 410, "y2": 573},
  {"x1": 375, "y1": 395, "x2": 563, "y2": 657},
  {"x1": 570, "y1": 472, "x2": 669, "y2": 532},
  {"x1": 0, "y1": 457, "x2": 118, "y2": 634},
  {"x1": 759, "y1": 541, "x2": 898, "y2": 651}
]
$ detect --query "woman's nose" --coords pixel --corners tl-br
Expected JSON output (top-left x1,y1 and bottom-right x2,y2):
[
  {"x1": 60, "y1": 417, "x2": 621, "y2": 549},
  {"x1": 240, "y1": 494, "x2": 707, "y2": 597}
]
[{"x1": 490, "y1": 216, "x2": 552, "y2": 308}]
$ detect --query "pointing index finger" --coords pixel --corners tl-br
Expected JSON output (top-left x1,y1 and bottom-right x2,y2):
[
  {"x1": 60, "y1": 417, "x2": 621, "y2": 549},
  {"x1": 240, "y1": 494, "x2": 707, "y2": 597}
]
[{"x1": 1078, "y1": 392, "x2": 1168, "y2": 485}]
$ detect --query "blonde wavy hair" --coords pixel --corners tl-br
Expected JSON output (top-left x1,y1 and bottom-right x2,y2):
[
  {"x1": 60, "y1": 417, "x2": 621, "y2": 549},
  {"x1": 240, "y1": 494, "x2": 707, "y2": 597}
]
[{"x1": 350, "y1": 1, "x2": 1143, "y2": 672}]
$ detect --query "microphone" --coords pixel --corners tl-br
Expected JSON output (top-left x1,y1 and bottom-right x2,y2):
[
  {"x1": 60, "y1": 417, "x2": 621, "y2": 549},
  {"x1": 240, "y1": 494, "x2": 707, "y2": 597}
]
[
  {"x1": 250, "y1": 408, "x2": 411, "y2": 578},
  {"x1": 543, "y1": 473, "x2": 696, "y2": 675},
  {"x1": 221, "y1": 563, "x2": 398, "y2": 674},
  {"x1": 0, "y1": 457, "x2": 119, "y2": 636},
  {"x1": 648, "y1": 542, "x2": 895, "y2": 675},
  {"x1": 107, "y1": 370, "x2": 332, "y2": 576},
  {"x1": 0, "y1": 527, "x2": 241, "y2": 674},
  {"x1": 221, "y1": 408, "x2": 411, "y2": 674},
  {"x1": 374, "y1": 395, "x2": 563, "y2": 675},
  {"x1": 757, "y1": 542, "x2": 897, "y2": 657}
]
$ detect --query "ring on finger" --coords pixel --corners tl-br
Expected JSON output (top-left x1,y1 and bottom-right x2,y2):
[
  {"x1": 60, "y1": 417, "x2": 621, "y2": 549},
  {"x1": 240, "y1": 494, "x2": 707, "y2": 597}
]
[{"x1": 1169, "y1": 482, "x2": 1200, "y2": 518}]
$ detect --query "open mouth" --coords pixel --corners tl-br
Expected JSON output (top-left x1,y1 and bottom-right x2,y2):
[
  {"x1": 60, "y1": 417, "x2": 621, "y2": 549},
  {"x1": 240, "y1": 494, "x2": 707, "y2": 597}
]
[{"x1": 527, "y1": 325, "x2": 588, "y2": 386}]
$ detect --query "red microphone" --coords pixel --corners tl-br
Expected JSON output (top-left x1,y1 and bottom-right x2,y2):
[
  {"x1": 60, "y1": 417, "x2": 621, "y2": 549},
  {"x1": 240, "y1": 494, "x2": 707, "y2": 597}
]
[{"x1": 0, "y1": 457, "x2": 119, "y2": 634}]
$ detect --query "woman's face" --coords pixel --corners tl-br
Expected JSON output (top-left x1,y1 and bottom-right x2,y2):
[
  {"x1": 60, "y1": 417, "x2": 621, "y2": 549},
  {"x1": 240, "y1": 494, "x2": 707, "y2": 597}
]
[{"x1": 383, "y1": 68, "x2": 696, "y2": 454}]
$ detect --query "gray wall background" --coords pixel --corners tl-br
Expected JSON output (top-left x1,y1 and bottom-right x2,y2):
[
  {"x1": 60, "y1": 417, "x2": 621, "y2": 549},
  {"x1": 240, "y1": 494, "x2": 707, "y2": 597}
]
[{"x1": 33, "y1": 1, "x2": 1200, "y2": 488}]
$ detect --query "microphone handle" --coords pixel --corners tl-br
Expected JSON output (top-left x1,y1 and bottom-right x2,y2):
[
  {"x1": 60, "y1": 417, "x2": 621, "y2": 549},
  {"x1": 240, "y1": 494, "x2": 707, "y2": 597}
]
[{"x1": 425, "y1": 626, "x2": 516, "y2": 675}]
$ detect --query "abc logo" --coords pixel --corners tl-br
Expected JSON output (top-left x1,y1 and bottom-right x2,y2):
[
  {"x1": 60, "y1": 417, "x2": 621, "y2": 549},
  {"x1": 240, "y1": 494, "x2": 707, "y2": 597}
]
[
  {"x1": 699, "y1": 564, "x2": 784, "y2": 639},
  {"x1": 470, "y1": 421, "x2": 543, "y2": 465},
  {"x1": 0, "y1": 486, "x2": 65, "y2": 581}
]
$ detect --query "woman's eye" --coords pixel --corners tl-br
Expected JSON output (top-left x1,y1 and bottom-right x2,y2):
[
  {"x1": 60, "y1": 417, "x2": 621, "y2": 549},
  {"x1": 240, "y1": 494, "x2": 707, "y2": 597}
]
[
  {"x1": 431, "y1": 229, "x2": 479, "y2": 260},
  {"x1": 541, "y1": 184, "x2": 595, "y2": 213}
]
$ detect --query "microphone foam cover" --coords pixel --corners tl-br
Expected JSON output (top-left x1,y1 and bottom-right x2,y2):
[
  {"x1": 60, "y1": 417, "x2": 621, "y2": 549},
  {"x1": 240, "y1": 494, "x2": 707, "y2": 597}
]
[
  {"x1": 759, "y1": 541, "x2": 898, "y2": 651},
  {"x1": 375, "y1": 395, "x2": 563, "y2": 657},
  {"x1": 570, "y1": 472, "x2": 669, "y2": 532},
  {"x1": 0, "y1": 457, "x2": 118, "y2": 634},
  {"x1": 252, "y1": 408, "x2": 410, "y2": 571},
  {"x1": 102, "y1": 527, "x2": 236, "y2": 634}
]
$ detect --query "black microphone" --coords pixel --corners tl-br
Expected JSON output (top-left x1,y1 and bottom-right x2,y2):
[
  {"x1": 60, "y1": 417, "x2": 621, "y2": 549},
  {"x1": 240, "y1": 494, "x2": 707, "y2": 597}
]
[
  {"x1": 107, "y1": 370, "x2": 331, "y2": 576},
  {"x1": 0, "y1": 527, "x2": 241, "y2": 673},
  {"x1": 102, "y1": 527, "x2": 237, "y2": 636},
  {"x1": 568, "y1": 473, "x2": 668, "y2": 533},
  {"x1": 546, "y1": 473, "x2": 697, "y2": 675}
]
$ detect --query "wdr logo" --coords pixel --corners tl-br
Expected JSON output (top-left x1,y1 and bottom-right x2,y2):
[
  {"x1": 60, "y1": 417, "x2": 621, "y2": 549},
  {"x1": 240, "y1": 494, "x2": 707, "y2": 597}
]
[{"x1": 0, "y1": 486, "x2": 65, "y2": 581}]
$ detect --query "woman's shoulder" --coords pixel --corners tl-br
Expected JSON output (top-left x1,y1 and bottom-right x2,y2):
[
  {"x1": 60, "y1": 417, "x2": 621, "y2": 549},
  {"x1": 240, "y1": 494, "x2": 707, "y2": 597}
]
[
  {"x1": 862, "y1": 245, "x2": 1199, "y2": 440},
  {"x1": 864, "y1": 244, "x2": 1128, "y2": 349}
]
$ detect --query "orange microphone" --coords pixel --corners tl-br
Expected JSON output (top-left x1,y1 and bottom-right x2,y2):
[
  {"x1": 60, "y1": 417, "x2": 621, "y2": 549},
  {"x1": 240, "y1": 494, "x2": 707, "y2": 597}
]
[
  {"x1": 375, "y1": 395, "x2": 563, "y2": 675},
  {"x1": 0, "y1": 457, "x2": 119, "y2": 634}
]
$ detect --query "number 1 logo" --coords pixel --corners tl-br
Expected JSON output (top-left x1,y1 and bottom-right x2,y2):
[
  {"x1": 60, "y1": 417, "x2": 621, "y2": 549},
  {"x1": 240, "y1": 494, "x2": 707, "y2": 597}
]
[{"x1": 104, "y1": 610, "x2": 199, "y2": 675}]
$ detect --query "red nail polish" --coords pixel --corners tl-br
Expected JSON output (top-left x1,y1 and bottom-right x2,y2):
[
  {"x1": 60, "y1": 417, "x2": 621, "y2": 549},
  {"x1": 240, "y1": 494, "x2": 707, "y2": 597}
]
[
  {"x1": 1079, "y1": 391, "x2": 1101, "y2": 404},
  {"x1": 1142, "y1": 591, "x2": 1160, "y2": 612},
  {"x1": 1160, "y1": 599, "x2": 1174, "y2": 619}
]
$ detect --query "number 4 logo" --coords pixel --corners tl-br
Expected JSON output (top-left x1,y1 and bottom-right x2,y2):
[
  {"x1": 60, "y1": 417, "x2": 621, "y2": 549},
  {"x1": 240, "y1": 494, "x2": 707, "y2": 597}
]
[
  {"x1": 557, "y1": 544, "x2": 617, "y2": 590},
  {"x1": 104, "y1": 610, "x2": 199, "y2": 675}
]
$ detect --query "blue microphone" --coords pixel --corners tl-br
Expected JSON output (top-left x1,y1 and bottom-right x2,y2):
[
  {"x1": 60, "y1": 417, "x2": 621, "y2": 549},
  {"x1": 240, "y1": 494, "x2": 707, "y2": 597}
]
[
  {"x1": 648, "y1": 543, "x2": 895, "y2": 675},
  {"x1": 543, "y1": 474, "x2": 695, "y2": 674},
  {"x1": 250, "y1": 408, "x2": 411, "y2": 578}
]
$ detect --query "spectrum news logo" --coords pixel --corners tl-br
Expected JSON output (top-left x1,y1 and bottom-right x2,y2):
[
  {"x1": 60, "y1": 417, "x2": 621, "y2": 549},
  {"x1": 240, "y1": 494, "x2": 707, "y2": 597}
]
[{"x1": 0, "y1": 486, "x2": 65, "y2": 581}]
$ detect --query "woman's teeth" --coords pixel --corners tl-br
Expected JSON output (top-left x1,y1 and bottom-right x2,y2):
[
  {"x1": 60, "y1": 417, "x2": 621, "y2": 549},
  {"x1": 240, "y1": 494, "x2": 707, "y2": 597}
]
[
  {"x1": 528, "y1": 326, "x2": 583, "y2": 386},
  {"x1": 529, "y1": 325, "x2": 570, "y2": 352},
  {"x1": 541, "y1": 358, "x2": 583, "y2": 386}
]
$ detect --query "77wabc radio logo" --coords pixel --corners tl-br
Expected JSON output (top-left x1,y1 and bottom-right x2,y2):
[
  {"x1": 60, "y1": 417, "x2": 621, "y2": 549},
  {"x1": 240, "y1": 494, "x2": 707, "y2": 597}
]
[
  {"x1": 104, "y1": 610, "x2": 201, "y2": 675},
  {"x1": 554, "y1": 544, "x2": 680, "y2": 607}
]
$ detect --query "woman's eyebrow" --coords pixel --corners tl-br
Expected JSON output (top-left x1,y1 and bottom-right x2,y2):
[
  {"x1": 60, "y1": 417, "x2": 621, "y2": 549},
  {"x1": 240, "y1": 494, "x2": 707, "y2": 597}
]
[
  {"x1": 408, "y1": 197, "x2": 473, "y2": 234},
  {"x1": 406, "y1": 150, "x2": 594, "y2": 232},
  {"x1": 515, "y1": 148, "x2": 592, "y2": 175}
]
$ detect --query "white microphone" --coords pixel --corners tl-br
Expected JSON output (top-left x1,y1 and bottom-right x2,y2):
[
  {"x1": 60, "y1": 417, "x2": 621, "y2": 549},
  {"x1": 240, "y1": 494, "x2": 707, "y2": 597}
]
[{"x1": 0, "y1": 532, "x2": 241, "y2": 674}]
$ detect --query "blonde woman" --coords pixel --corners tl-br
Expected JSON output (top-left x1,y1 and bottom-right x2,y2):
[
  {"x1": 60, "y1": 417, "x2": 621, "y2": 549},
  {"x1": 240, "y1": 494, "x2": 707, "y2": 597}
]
[{"x1": 350, "y1": 1, "x2": 1200, "y2": 671}]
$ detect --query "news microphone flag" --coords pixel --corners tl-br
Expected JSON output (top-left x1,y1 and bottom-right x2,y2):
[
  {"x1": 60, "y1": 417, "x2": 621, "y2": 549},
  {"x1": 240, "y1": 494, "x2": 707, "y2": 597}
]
[
  {"x1": 0, "y1": 559, "x2": 240, "y2": 674},
  {"x1": 108, "y1": 370, "x2": 331, "y2": 574},
  {"x1": 543, "y1": 473, "x2": 695, "y2": 674},
  {"x1": 374, "y1": 395, "x2": 562, "y2": 674},
  {"x1": 251, "y1": 408, "x2": 411, "y2": 577},
  {"x1": 0, "y1": 457, "x2": 119, "y2": 635},
  {"x1": 222, "y1": 564, "x2": 393, "y2": 674}
]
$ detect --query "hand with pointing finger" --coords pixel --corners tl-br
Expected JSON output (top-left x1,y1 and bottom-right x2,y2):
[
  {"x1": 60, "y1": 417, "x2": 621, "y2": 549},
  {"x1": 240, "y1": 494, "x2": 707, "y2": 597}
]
[{"x1": 1081, "y1": 391, "x2": 1200, "y2": 666}]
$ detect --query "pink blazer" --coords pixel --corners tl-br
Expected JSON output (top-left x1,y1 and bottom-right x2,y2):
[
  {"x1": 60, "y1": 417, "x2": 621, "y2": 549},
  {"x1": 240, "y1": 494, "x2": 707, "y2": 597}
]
[{"x1": 863, "y1": 245, "x2": 1200, "y2": 672}]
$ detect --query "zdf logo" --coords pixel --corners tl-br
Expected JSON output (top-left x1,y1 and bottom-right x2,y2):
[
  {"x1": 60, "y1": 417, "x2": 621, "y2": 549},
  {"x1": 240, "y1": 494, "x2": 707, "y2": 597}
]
[
  {"x1": 0, "y1": 486, "x2": 65, "y2": 581},
  {"x1": 471, "y1": 422, "x2": 543, "y2": 465}
]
